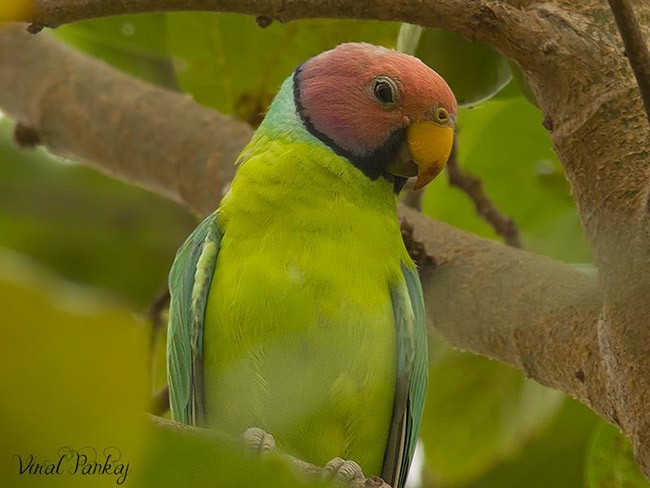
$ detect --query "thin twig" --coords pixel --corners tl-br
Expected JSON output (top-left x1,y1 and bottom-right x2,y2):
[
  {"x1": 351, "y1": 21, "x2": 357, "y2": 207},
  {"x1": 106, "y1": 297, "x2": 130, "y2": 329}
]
[
  {"x1": 446, "y1": 142, "x2": 522, "y2": 248},
  {"x1": 607, "y1": 0, "x2": 650, "y2": 125}
]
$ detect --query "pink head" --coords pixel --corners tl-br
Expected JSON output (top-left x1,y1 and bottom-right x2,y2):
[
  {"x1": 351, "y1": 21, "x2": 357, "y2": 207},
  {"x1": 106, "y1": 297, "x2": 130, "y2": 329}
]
[{"x1": 294, "y1": 43, "x2": 457, "y2": 188}]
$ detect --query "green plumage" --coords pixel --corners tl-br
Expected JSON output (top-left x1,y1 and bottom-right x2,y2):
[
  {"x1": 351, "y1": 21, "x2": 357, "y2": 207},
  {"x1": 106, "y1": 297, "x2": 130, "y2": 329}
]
[{"x1": 167, "y1": 76, "x2": 428, "y2": 488}]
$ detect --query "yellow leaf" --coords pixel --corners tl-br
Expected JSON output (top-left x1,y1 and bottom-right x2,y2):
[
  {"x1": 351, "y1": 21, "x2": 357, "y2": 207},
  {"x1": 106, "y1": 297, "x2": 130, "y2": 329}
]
[
  {"x1": 0, "y1": 250, "x2": 149, "y2": 487},
  {"x1": 0, "y1": 0, "x2": 33, "y2": 22}
]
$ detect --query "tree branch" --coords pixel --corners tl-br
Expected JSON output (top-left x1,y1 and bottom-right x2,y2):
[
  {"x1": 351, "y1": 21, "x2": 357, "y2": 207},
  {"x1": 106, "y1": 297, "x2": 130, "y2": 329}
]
[
  {"x1": 0, "y1": 25, "x2": 249, "y2": 214},
  {"x1": 607, "y1": 0, "x2": 650, "y2": 125},
  {"x1": 446, "y1": 143, "x2": 522, "y2": 248},
  {"x1": 26, "y1": 0, "x2": 552, "y2": 62},
  {"x1": 28, "y1": 0, "x2": 524, "y2": 28},
  {"x1": 399, "y1": 206, "x2": 609, "y2": 420}
]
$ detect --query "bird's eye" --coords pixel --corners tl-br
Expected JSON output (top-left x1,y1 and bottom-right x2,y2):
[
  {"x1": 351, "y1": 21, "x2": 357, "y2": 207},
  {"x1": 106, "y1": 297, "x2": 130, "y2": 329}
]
[
  {"x1": 372, "y1": 77, "x2": 398, "y2": 106},
  {"x1": 436, "y1": 108, "x2": 450, "y2": 123}
]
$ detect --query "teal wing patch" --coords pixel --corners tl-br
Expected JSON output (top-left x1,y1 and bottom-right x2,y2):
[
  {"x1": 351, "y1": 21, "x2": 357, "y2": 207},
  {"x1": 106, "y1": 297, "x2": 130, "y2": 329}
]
[
  {"x1": 382, "y1": 262, "x2": 428, "y2": 488},
  {"x1": 167, "y1": 211, "x2": 222, "y2": 426}
]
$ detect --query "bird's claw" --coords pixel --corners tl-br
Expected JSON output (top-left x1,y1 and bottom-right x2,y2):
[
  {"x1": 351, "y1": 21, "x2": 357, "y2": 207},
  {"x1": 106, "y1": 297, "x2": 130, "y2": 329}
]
[
  {"x1": 363, "y1": 475, "x2": 391, "y2": 488},
  {"x1": 241, "y1": 427, "x2": 276, "y2": 454},
  {"x1": 323, "y1": 457, "x2": 364, "y2": 484}
]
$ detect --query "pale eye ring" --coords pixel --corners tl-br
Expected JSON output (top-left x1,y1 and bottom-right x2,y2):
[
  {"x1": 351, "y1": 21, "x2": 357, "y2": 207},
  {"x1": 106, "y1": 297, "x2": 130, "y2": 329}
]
[
  {"x1": 372, "y1": 76, "x2": 399, "y2": 106},
  {"x1": 436, "y1": 107, "x2": 450, "y2": 123}
]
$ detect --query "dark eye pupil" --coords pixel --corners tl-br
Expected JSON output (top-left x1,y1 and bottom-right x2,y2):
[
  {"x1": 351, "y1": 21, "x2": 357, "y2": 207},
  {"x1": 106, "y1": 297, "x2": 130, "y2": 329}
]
[{"x1": 374, "y1": 81, "x2": 394, "y2": 104}]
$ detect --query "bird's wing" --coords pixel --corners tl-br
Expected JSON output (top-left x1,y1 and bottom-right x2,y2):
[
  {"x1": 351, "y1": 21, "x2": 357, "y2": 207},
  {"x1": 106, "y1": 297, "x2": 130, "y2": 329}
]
[
  {"x1": 382, "y1": 262, "x2": 428, "y2": 488},
  {"x1": 167, "y1": 211, "x2": 222, "y2": 426}
]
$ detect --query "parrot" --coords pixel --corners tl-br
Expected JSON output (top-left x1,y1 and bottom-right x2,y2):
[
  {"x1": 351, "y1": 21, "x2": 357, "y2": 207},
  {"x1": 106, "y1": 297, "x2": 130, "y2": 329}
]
[{"x1": 167, "y1": 42, "x2": 456, "y2": 488}]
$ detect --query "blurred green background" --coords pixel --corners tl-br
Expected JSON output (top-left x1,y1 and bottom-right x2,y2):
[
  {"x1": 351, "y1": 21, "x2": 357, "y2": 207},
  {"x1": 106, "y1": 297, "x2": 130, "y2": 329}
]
[{"x1": 0, "y1": 13, "x2": 645, "y2": 488}]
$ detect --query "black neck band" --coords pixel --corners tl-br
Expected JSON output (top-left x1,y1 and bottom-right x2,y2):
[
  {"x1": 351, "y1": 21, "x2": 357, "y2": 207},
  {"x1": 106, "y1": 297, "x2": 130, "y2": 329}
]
[{"x1": 293, "y1": 65, "x2": 407, "y2": 193}]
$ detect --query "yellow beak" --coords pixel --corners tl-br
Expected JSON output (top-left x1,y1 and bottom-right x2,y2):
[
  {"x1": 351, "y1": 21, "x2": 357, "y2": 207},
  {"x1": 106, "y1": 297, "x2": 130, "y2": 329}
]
[{"x1": 407, "y1": 122, "x2": 454, "y2": 189}]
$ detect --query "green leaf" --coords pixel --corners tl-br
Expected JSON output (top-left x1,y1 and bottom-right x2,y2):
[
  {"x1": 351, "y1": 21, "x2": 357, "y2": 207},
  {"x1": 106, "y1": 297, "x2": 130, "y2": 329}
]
[
  {"x1": 138, "y1": 423, "x2": 332, "y2": 488},
  {"x1": 586, "y1": 422, "x2": 650, "y2": 488},
  {"x1": 396, "y1": 23, "x2": 423, "y2": 55},
  {"x1": 399, "y1": 25, "x2": 512, "y2": 107},
  {"x1": 0, "y1": 0, "x2": 31, "y2": 21},
  {"x1": 166, "y1": 13, "x2": 399, "y2": 123},
  {"x1": 464, "y1": 398, "x2": 599, "y2": 488},
  {"x1": 423, "y1": 93, "x2": 592, "y2": 263},
  {"x1": 0, "y1": 250, "x2": 330, "y2": 488},
  {"x1": 0, "y1": 249, "x2": 148, "y2": 487},
  {"x1": 492, "y1": 79, "x2": 524, "y2": 101},
  {"x1": 508, "y1": 60, "x2": 539, "y2": 107},
  {"x1": 420, "y1": 342, "x2": 563, "y2": 486},
  {"x1": 54, "y1": 14, "x2": 177, "y2": 87},
  {"x1": 571, "y1": 263, "x2": 598, "y2": 277},
  {"x1": 0, "y1": 118, "x2": 195, "y2": 305}
]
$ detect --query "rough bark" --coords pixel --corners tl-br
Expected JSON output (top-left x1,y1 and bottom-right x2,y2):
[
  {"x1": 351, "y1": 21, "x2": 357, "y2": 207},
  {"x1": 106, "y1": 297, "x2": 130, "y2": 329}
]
[
  {"x1": 2, "y1": 0, "x2": 650, "y2": 477},
  {"x1": 607, "y1": 0, "x2": 650, "y2": 125},
  {"x1": 400, "y1": 206, "x2": 607, "y2": 409},
  {"x1": 0, "y1": 25, "x2": 249, "y2": 209}
]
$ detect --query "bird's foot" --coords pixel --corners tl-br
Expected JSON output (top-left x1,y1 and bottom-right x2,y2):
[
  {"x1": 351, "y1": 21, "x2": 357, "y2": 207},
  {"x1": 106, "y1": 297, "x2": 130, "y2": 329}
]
[
  {"x1": 241, "y1": 427, "x2": 276, "y2": 454},
  {"x1": 323, "y1": 457, "x2": 364, "y2": 484}
]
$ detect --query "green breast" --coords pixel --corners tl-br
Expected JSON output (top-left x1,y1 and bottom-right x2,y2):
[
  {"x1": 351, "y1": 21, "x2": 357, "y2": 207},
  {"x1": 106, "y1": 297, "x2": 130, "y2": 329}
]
[{"x1": 202, "y1": 136, "x2": 410, "y2": 475}]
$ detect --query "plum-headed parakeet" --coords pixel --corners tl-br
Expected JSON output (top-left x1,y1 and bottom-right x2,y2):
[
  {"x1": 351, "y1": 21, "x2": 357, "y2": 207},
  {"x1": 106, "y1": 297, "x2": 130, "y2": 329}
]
[{"x1": 167, "y1": 42, "x2": 456, "y2": 488}]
